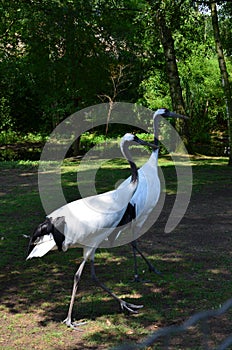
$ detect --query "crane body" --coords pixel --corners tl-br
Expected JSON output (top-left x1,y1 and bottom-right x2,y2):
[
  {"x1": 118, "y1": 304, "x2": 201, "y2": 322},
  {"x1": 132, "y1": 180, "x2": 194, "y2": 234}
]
[
  {"x1": 111, "y1": 109, "x2": 188, "y2": 281},
  {"x1": 27, "y1": 133, "x2": 157, "y2": 328}
]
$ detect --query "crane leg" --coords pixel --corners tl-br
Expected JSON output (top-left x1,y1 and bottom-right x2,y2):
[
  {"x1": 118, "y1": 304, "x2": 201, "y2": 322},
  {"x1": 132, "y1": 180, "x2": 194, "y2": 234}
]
[
  {"x1": 132, "y1": 241, "x2": 140, "y2": 282},
  {"x1": 131, "y1": 240, "x2": 161, "y2": 282},
  {"x1": 90, "y1": 259, "x2": 143, "y2": 314},
  {"x1": 63, "y1": 259, "x2": 87, "y2": 329}
]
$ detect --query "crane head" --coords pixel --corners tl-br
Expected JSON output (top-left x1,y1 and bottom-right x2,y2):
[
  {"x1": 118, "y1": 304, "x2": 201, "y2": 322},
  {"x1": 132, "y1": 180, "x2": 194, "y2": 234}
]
[
  {"x1": 153, "y1": 108, "x2": 188, "y2": 120},
  {"x1": 121, "y1": 133, "x2": 158, "y2": 150}
]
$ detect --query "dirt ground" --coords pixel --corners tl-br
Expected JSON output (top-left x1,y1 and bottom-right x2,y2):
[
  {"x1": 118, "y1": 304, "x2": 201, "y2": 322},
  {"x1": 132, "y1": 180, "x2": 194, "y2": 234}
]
[{"x1": 0, "y1": 160, "x2": 232, "y2": 349}]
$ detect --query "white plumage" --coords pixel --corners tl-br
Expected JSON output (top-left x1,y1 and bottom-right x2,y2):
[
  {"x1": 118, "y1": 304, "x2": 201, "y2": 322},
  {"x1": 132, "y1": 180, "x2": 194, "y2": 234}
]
[
  {"x1": 27, "y1": 179, "x2": 137, "y2": 257},
  {"x1": 130, "y1": 150, "x2": 160, "y2": 227},
  {"x1": 27, "y1": 233, "x2": 56, "y2": 258},
  {"x1": 27, "y1": 133, "x2": 156, "y2": 328},
  {"x1": 111, "y1": 108, "x2": 188, "y2": 281}
]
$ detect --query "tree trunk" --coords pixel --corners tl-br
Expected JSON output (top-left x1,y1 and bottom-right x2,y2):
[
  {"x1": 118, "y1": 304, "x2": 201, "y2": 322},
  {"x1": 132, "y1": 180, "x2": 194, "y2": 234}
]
[
  {"x1": 72, "y1": 136, "x2": 81, "y2": 157},
  {"x1": 155, "y1": 9, "x2": 190, "y2": 150},
  {"x1": 210, "y1": 2, "x2": 232, "y2": 165}
]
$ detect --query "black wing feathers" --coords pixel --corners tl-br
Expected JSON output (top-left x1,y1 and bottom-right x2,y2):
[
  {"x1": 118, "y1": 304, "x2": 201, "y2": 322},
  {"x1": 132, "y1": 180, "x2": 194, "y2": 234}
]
[
  {"x1": 117, "y1": 202, "x2": 136, "y2": 226},
  {"x1": 27, "y1": 217, "x2": 65, "y2": 255},
  {"x1": 51, "y1": 217, "x2": 65, "y2": 251}
]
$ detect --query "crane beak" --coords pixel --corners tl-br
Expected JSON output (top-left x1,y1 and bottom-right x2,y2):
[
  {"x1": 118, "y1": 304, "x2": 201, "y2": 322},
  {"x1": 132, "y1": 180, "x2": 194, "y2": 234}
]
[
  {"x1": 134, "y1": 136, "x2": 159, "y2": 150},
  {"x1": 167, "y1": 111, "x2": 189, "y2": 119}
]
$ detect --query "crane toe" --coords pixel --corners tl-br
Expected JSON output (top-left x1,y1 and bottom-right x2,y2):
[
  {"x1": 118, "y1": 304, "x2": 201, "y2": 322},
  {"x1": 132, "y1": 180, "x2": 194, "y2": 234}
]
[
  {"x1": 62, "y1": 317, "x2": 87, "y2": 330},
  {"x1": 148, "y1": 264, "x2": 161, "y2": 275},
  {"x1": 120, "y1": 300, "x2": 143, "y2": 313}
]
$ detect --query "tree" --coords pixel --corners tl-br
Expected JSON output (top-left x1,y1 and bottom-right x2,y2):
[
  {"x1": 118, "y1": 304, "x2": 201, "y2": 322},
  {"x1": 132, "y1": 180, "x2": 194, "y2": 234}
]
[
  {"x1": 142, "y1": 0, "x2": 191, "y2": 149},
  {"x1": 210, "y1": 2, "x2": 232, "y2": 165},
  {"x1": 155, "y1": 7, "x2": 189, "y2": 147},
  {"x1": 1, "y1": 0, "x2": 231, "y2": 160}
]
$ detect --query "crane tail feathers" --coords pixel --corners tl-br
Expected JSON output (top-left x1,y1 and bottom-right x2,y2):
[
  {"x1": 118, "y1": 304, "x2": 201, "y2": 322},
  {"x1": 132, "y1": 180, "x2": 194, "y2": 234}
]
[
  {"x1": 26, "y1": 234, "x2": 56, "y2": 259},
  {"x1": 26, "y1": 216, "x2": 65, "y2": 259}
]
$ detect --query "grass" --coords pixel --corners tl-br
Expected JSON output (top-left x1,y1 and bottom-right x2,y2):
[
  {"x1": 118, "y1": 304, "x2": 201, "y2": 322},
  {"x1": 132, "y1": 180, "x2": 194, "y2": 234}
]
[{"x1": 0, "y1": 154, "x2": 231, "y2": 349}]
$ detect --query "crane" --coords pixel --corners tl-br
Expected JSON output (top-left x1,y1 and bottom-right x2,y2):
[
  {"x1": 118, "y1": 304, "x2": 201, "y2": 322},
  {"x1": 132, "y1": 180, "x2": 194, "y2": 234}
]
[
  {"x1": 27, "y1": 133, "x2": 157, "y2": 328},
  {"x1": 110, "y1": 108, "x2": 188, "y2": 281}
]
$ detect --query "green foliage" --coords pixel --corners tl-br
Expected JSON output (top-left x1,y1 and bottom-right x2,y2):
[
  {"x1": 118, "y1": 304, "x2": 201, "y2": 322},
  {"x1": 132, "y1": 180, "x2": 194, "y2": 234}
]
[
  {"x1": 0, "y1": 130, "x2": 18, "y2": 145},
  {"x1": 138, "y1": 2, "x2": 231, "y2": 145},
  {"x1": 0, "y1": 131, "x2": 47, "y2": 161},
  {"x1": 179, "y1": 48, "x2": 226, "y2": 142},
  {"x1": 138, "y1": 71, "x2": 172, "y2": 110},
  {"x1": 0, "y1": 131, "x2": 47, "y2": 146},
  {"x1": 0, "y1": 97, "x2": 13, "y2": 130},
  {"x1": 0, "y1": 0, "x2": 232, "y2": 150},
  {"x1": 139, "y1": 46, "x2": 227, "y2": 143},
  {"x1": 219, "y1": 1, "x2": 232, "y2": 57}
]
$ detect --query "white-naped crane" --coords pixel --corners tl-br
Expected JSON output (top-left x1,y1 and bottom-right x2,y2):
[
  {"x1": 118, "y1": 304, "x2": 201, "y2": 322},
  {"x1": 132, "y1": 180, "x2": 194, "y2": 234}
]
[
  {"x1": 27, "y1": 133, "x2": 157, "y2": 328},
  {"x1": 111, "y1": 108, "x2": 188, "y2": 281}
]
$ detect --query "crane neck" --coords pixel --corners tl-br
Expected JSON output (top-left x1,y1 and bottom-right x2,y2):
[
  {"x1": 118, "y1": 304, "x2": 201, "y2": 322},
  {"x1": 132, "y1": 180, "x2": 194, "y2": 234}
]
[
  {"x1": 129, "y1": 160, "x2": 138, "y2": 183},
  {"x1": 120, "y1": 142, "x2": 138, "y2": 184},
  {"x1": 153, "y1": 114, "x2": 161, "y2": 147}
]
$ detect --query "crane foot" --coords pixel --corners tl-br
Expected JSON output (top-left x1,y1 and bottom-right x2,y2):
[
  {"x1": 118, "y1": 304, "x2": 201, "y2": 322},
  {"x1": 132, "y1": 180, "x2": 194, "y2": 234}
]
[
  {"x1": 148, "y1": 265, "x2": 161, "y2": 275},
  {"x1": 62, "y1": 317, "x2": 87, "y2": 330},
  {"x1": 120, "y1": 300, "x2": 143, "y2": 313},
  {"x1": 131, "y1": 275, "x2": 151, "y2": 283}
]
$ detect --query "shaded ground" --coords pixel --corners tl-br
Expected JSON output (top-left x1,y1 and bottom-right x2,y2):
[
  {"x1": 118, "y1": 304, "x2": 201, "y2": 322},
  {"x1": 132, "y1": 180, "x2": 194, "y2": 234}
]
[{"x1": 0, "y1": 158, "x2": 231, "y2": 349}]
